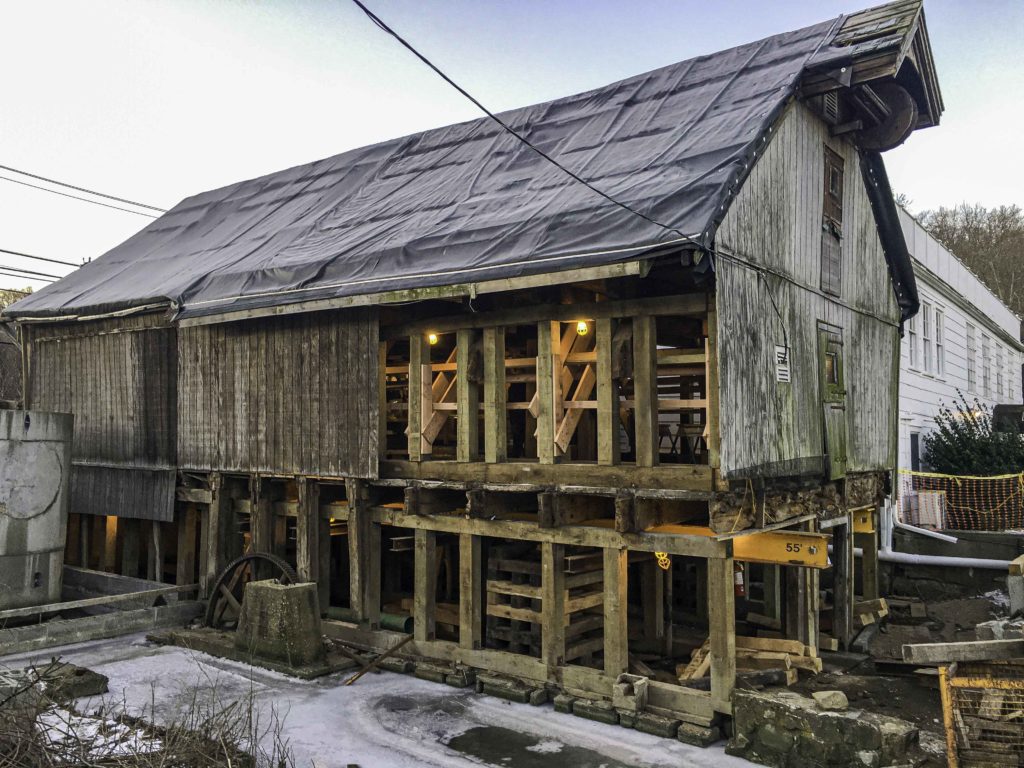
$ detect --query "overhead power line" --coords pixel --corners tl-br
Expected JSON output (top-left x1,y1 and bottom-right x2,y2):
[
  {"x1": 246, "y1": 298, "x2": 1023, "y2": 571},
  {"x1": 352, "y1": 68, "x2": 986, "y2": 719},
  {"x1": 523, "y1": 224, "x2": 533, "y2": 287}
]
[
  {"x1": 0, "y1": 174, "x2": 160, "y2": 218},
  {"x1": 0, "y1": 247, "x2": 80, "y2": 268},
  {"x1": 348, "y1": 0, "x2": 704, "y2": 252},
  {"x1": 0, "y1": 263, "x2": 62, "y2": 279},
  {"x1": 0, "y1": 270, "x2": 53, "y2": 283},
  {"x1": 0, "y1": 163, "x2": 167, "y2": 212}
]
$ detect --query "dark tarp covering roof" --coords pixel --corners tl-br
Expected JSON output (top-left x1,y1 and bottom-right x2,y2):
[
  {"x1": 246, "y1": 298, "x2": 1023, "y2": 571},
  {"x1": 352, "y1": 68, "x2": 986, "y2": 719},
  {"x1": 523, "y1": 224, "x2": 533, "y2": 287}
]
[{"x1": 9, "y1": 17, "x2": 842, "y2": 320}]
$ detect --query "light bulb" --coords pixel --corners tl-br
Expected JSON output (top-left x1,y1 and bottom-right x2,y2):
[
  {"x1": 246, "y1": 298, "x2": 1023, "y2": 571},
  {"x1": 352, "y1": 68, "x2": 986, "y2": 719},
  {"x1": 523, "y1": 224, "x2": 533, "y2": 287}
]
[
  {"x1": 576, "y1": 320, "x2": 589, "y2": 336},
  {"x1": 427, "y1": 333, "x2": 439, "y2": 345}
]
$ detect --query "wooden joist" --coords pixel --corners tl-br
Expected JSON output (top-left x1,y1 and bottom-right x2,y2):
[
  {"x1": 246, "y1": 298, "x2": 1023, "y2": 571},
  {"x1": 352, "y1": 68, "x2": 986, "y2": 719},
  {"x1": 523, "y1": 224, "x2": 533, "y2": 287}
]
[{"x1": 903, "y1": 640, "x2": 1024, "y2": 665}]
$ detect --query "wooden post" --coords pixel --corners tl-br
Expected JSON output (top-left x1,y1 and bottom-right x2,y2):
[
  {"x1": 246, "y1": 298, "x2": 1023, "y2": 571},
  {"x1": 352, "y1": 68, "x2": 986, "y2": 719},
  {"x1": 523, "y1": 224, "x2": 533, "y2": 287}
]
[
  {"x1": 457, "y1": 328, "x2": 480, "y2": 462},
  {"x1": 708, "y1": 555, "x2": 736, "y2": 714},
  {"x1": 120, "y1": 519, "x2": 140, "y2": 578},
  {"x1": 65, "y1": 513, "x2": 81, "y2": 567},
  {"x1": 459, "y1": 533, "x2": 482, "y2": 649},
  {"x1": 408, "y1": 334, "x2": 431, "y2": 460},
  {"x1": 102, "y1": 515, "x2": 118, "y2": 573},
  {"x1": 705, "y1": 305, "x2": 721, "y2": 470},
  {"x1": 535, "y1": 322, "x2": 558, "y2": 464},
  {"x1": 149, "y1": 520, "x2": 164, "y2": 583},
  {"x1": 176, "y1": 505, "x2": 198, "y2": 586},
  {"x1": 604, "y1": 547, "x2": 629, "y2": 677},
  {"x1": 860, "y1": 528, "x2": 880, "y2": 601},
  {"x1": 632, "y1": 316, "x2": 659, "y2": 467},
  {"x1": 641, "y1": 559, "x2": 665, "y2": 647},
  {"x1": 763, "y1": 564, "x2": 782, "y2": 621},
  {"x1": 414, "y1": 528, "x2": 437, "y2": 642},
  {"x1": 379, "y1": 341, "x2": 389, "y2": 459},
  {"x1": 79, "y1": 515, "x2": 91, "y2": 569},
  {"x1": 596, "y1": 317, "x2": 620, "y2": 466},
  {"x1": 204, "y1": 472, "x2": 236, "y2": 597},
  {"x1": 296, "y1": 477, "x2": 327, "y2": 610},
  {"x1": 483, "y1": 326, "x2": 507, "y2": 463},
  {"x1": 347, "y1": 479, "x2": 381, "y2": 629},
  {"x1": 541, "y1": 542, "x2": 566, "y2": 673},
  {"x1": 833, "y1": 516, "x2": 854, "y2": 649}
]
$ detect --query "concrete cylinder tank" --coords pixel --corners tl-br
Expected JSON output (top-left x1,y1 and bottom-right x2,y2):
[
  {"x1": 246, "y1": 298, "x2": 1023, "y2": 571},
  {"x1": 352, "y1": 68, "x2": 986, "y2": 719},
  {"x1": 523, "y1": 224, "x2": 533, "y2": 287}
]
[{"x1": 0, "y1": 410, "x2": 73, "y2": 610}]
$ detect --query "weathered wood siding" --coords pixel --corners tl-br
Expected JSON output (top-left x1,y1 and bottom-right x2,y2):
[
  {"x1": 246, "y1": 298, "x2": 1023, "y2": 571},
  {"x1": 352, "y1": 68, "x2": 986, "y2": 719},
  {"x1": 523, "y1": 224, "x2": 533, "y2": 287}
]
[
  {"x1": 25, "y1": 314, "x2": 178, "y2": 520},
  {"x1": 715, "y1": 101, "x2": 898, "y2": 478},
  {"x1": 177, "y1": 308, "x2": 379, "y2": 478}
]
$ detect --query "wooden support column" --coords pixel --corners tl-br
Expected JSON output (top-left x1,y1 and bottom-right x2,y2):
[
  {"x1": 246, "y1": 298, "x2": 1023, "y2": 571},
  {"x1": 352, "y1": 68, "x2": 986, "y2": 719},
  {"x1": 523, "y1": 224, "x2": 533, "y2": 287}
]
[
  {"x1": 859, "y1": 526, "x2": 880, "y2": 601},
  {"x1": 79, "y1": 515, "x2": 91, "y2": 569},
  {"x1": 379, "y1": 341, "x2": 389, "y2": 459},
  {"x1": 705, "y1": 305, "x2": 721, "y2": 470},
  {"x1": 541, "y1": 542, "x2": 566, "y2": 673},
  {"x1": 457, "y1": 328, "x2": 480, "y2": 462},
  {"x1": 832, "y1": 516, "x2": 854, "y2": 649},
  {"x1": 120, "y1": 519, "x2": 140, "y2": 578},
  {"x1": 176, "y1": 505, "x2": 198, "y2": 586},
  {"x1": 596, "y1": 317, "x2": 620, "y2": 466},
  {"x1": 632, "y1": 316, "x2": 659, "y2": 467},
  {"x1": 102, "y1": 516, "x2": 118, "y2": 573},
  {"x1": 535, "y1": 322, "x2": 558, "y2": 464},
  {"x1": 204, "y1": 473, "x2": 236, "y2": 597},
  {"x1": 483, "y1": 327, "x2": 507, "y2": 463},
  {"x1": 296, "y1": 477, "x2": 328, "y2": 610},
  {"x1": 65, "y1": 514, "x2": 81, "y2": 566},
  {"x1": 603, "y1": 547, "x2": 629, "y2": 677},
  {"x1": 408, "y1": 334, "x2": 432, "y2": 460},
  {"x1": 148, "y1": 520, "x2": 164, "y2": 583},
  {"x1": 708, "y1": 555, "x2": 736, "y2": 714},
  {"x1": 414, "y1": 528, "x2": 437, "y2": 642},
  {"x1": 641, "y1": 559, "x2": 665, "y2": 648},
  {"x1": 459, "y1": 533, "x2": 483, "y2": 650},
  {"x1": 347, "y1": 479, "x2": 381, "y2": 629},
  {"x1": 762, "y1": 564, "x2": 783, "y2": 621}
]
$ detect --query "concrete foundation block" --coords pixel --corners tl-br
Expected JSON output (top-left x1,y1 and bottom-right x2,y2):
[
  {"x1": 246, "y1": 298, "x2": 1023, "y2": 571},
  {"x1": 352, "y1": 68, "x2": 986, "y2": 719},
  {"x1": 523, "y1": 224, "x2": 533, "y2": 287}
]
[
  {"x1": 444, "y1": 668, "x2": 475, "y2": 688},
  {"x1": 234, "y1": 580, "x2": 325, "y2": 667},
  {"x1": 676, "y1": 722, "x2": 721, "y2": 748},
  {"x1": 553, "y1": 693, "x2": 576, "y2": 714},
  {"x1": 479, "y1": 676, "x2": 531, "y2": 704},
  {"x1": 617, "y1": 710, "x2": 637, "y2": 728},
  {"x1": 378, "y1": 657, "x2": 414, "y2": 674},
  {"x1": 528, "y1": 688, "x2": 548, "y2": 706},
  {"x1": 414, "y1": 664, "x2": 448, "y2": 684},
  {"x1": 635, "y1": 711, "x2": 681, "y2": 738},
  {"x1": 572, "y1": 699, "x2": 619, "y2": 725},
  {"x1": 1008, "y1": 574, "x2": 1024, "y2": 616}
]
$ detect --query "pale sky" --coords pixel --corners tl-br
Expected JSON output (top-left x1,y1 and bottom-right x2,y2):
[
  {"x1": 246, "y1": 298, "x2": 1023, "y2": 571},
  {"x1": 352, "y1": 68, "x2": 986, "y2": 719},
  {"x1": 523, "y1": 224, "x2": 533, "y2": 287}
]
[{"x1": 0, "y1": 0, "x2": 1020, "y2": 293}]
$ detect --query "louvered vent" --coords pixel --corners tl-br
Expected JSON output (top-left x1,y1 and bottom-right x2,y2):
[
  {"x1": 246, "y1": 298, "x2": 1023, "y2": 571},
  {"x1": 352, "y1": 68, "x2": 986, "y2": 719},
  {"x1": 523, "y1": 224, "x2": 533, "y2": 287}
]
[{"x1": 823, "y1": 91, "x2": 840, "y2": 124}]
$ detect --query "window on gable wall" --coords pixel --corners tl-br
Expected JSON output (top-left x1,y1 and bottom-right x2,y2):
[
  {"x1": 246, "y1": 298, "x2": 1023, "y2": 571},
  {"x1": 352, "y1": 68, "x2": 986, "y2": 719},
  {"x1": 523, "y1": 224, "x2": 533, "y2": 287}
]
[
  {"x1": 982, "y1": 334, "x2": 992, "y2": 397},
  {"x1": 967, "y1": 324, "x2": 977, "y2": 393},
  {"x1": 997, "y1": 346, "x2": 1004, "y2": 398},
  {"x1": 820, "y1": 146, "x2": 844, "y2": 297},
  {"x1": 935, "y1": 310, "x2": 945, "y2": 376},
  {"x1": 908, "y1": 313, "x2": 918, "y2": 368},
  {"x1": 922, "y1": 303, "x2": 933, "y2": 374}
]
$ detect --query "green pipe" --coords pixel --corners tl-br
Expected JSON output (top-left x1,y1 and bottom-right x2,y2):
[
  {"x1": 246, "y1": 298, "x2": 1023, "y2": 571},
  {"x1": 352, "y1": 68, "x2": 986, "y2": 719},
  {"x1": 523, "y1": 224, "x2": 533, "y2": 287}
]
[{"x1": 325, "y1": 606, "x2": 413, "y2": 633}]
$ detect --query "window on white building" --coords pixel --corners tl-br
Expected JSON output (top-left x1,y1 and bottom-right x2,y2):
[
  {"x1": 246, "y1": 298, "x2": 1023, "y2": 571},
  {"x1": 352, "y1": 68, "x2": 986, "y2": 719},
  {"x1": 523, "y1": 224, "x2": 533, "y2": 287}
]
[
  {"x1": 982, "y1": 334, "x2": 992, "y2": 397},
  {"x1": 935, "y1": 310, "x2": 945, "y2": 376},
  {"x1": 967, "y1": 323, "x2": 977, "y2": 392},
  {"x1": 997, "y1": 346, "x2": 1005, "y2": 398},
  {"x1": 922, "y1": 303, "x2": 932, "y2": 373},
  {"x1": 908, "y1": 313, "x2": 918, "y2": 368}
]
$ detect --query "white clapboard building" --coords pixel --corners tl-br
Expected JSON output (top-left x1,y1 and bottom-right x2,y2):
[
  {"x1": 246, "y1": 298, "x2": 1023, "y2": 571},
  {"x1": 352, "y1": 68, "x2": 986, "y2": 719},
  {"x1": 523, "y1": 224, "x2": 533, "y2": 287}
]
[{"x1": 898, "y1": 207, "x2": 1023, "y2": 473}]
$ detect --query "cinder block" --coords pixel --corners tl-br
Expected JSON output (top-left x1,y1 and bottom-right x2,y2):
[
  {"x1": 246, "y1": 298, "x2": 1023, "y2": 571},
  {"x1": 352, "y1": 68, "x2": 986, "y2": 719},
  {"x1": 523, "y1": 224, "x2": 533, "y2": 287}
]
[
  {"x1": 635, "y1": 712, "x2": 681, "y2": 738},
  {"x1": 677, "y1": 722, "x2": 721, "y2": 748},
  {"x1": 572, "y1": 699, "x2": 619, "y2": 725},
  {"x1": 553, "y1": 693, "x2": 576, "y2": 713}
]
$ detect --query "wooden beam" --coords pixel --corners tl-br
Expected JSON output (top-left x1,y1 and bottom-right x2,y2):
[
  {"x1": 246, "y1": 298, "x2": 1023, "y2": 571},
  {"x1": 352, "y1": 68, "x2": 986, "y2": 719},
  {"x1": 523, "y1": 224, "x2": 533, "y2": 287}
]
[
  {"x1": 459, "y1": 533, "x2": 482, "y2": 650},
  {"x1": 541, "y1": 542, "x2": 566, "y2": 672},
  {"x1": 705, "y1": 305, "x2": 721, "y2": 469},
  {"x1": 596, "y1": 317, "x2": 620, "y2": 466},
  {"x1": 347, "y1": 479, "x2": 381, "y2": 629},
  {"x1": 414, "y1": 529, "x2": 437, "y2": 642},
  {"x1": 0, "y1": 583, "x2": 200, "y2": 622},
  {"x1": 859, "y1": 527, "x2": 880, "y2": 601},
  {"x1": 296, "y1": 477, "x2": 328, "y2": 610},
  {"x1": 103, "y1": 515, "x2": 118, "y2": 573},
  {"x1": 379, "y1": 341, "x2": 389, "y2": 459},
  {"x1": 407, "y1": 334, "x2": 432, "y2": 460},
  {"x1": 832, "y1": 516, "x2": 854, "y2": 649},
  {"x1": 903, "y1": 639, "x2": 1024, "y2": 665},
  {"x1": 176, "y1": 507, "x2": 197, "y2": 586},
  {"x1": 641, "y1": 559, "x2": 665, "y2": 648},
  {"x1": 555, "y1": 363, "x2": 596, "y2": 453},
  {"x1": 457, "y1": 328, "x2": 480, "y2": 462},
  {"x1": 535, "y1": 321, "x2": 558, "y2": 464},
  {"x1": 708, "y1": 556, "x2": 736, "y2": 714},
  {"x1": 120, "y1": 518, "x2": 140, "y2": 579},
  {"x1": 632, "y1": 316, "x2": 658, "y2": 467},
  {"x1": 483, "y1": 326, "x2": 507, "y2": 463},
  {"x1": 603, "y1": 547, "x2": 629, "y2": 677}
]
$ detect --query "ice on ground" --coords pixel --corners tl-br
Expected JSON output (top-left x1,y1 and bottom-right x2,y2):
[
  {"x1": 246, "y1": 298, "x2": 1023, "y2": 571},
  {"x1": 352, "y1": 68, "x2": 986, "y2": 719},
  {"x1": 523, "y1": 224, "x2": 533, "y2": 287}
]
[{"x1": 3, "y1": 634, "x2": 755, "y2": 768}]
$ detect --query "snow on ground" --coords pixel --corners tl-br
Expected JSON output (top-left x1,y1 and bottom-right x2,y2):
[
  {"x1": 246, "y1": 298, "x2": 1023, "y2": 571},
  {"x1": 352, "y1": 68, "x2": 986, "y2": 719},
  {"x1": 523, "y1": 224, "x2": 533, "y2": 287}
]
[{"x1": 2, "y1": 634, "x2": 755, "y2": 768}]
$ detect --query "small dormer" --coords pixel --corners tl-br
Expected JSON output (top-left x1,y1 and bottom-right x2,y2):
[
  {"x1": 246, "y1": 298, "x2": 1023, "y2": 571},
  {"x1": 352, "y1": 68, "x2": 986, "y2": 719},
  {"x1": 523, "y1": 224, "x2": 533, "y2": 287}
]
[{"x1": 801, "y1": 0, "x2": 943, "y2": 150}]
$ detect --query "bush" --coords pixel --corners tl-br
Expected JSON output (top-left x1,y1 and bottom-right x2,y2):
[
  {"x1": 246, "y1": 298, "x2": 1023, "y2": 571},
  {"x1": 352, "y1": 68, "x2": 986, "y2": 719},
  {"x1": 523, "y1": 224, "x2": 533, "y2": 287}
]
[{"x1": 923, "y1": 393, "x2": 1024, "y2": 475}]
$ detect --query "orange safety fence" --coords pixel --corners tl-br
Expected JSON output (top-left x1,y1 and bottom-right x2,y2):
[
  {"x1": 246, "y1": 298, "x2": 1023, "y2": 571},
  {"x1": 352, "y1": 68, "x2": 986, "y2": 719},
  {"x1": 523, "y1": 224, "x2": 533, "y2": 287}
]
[{"x1": 897, "y1": 469, "x2": 1024, "y2": 532}]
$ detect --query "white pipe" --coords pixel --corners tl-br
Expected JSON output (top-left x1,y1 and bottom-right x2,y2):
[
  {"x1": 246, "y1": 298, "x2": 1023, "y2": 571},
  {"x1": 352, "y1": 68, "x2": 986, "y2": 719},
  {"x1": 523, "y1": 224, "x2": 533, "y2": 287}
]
[
  {"x1": 846, "y1": 545, "x2": 1011, "y2": 571},
  {"x1": 894, "y1": 519, "x2": 959, "y2": 544}
]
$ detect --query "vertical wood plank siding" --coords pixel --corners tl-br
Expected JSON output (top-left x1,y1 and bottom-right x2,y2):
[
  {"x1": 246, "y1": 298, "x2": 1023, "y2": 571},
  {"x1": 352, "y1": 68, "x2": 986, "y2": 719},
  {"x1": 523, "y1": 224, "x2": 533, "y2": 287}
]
[
  {"x1": 177, "y1": 308, "x2": 379, "y2": 478},
  {"x1": 714, "y1": 102, "x2": 898, "y2": 478},
  {"x1": 25, "y1": 314, "x2": 178, "y2": 520}
]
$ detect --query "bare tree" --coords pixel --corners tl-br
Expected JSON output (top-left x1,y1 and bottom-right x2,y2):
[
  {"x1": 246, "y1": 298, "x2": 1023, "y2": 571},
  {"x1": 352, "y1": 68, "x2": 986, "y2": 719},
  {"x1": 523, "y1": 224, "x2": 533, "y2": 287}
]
[
  {"x1": 0, "y1": 287, "x2": 31, "y2": 310},
  {"x1": 919, "y1": 204, "x2": 1024, "y2": 318}
]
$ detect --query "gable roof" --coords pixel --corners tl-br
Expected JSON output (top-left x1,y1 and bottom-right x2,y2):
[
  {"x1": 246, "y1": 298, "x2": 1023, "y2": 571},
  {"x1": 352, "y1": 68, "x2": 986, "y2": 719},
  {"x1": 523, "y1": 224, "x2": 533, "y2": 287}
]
[{"x1": 7, "y1": 2, "x2": 940, "y2": 322}]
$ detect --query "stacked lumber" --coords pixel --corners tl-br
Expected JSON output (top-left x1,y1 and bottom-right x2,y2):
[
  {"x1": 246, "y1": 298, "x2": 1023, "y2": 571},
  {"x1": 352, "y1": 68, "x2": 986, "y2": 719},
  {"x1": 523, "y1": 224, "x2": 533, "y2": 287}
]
[
  {"x1": 676, "y1": 635, "x2": 820, "y2": 685},
  {"x1": 855, "y1": 598, "x2": 889, "y2": 627}
]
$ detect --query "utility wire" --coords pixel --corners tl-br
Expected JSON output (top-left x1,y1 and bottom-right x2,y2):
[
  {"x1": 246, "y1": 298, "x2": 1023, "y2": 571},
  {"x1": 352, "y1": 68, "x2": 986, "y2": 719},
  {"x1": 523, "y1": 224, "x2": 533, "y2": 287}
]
[
  {"x1": 0, "y1": 263, "x2": 62, "y2": 279},
  {"x1": 0, "y1": 247, "x2": 80, "y2": 267},
  {"x1": 348, "y1": 0, "x2": 706, "y2": 253},
  {"x1": 0, "y1": 163, "x2": 166, "y2": 212},
  {"x1": 0, "y1": 270, "x2": 53, "y2": 283},
  {"x1": 0, "y1": 175, "x2": 159, "y2": 218}
]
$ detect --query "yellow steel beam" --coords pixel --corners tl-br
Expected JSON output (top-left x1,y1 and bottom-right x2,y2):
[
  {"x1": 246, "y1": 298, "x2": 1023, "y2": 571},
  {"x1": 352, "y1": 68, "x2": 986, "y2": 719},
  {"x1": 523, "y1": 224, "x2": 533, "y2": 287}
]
[
  {"x1": 731, "y1": 530, "x2": 831, "y2": 569},
  {"x1": 852, "y1": 509, "x2": 876, "y2": 534}
]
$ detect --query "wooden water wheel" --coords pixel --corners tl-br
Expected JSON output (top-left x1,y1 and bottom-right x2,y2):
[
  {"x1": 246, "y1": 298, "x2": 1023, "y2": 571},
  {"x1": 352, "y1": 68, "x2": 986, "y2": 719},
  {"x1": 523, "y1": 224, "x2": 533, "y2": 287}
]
[{"x1": 204, "y1": 552, "x2": 298, "y2": 630}]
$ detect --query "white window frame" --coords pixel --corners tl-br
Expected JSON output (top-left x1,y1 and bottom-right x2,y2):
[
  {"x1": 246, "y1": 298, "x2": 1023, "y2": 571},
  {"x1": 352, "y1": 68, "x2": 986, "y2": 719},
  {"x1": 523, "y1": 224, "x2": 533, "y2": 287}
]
[
  {"x1": 997, "y1": 345, "x2": 1005, "y2": 398},
  {"x1": 907, "y1": 313, "x2": 918, "y2": 369},
  {"x1": 982, "y1": 334, "x2": 992, "y2": 397},
  {"x1": 966, "y1": 323, "x2": 977, "y2": 393},
  {"x1": 921, "y1": 302, "x2": 932, "y2": 374},
  {"x1": 934, "y1": 309, "x2": 945, "y2": 377}
]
